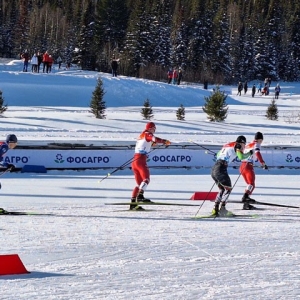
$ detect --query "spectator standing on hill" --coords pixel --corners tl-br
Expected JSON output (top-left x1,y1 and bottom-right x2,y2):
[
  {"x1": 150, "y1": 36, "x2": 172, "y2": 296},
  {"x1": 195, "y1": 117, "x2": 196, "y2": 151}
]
[
  {"x1": 57, "y1": 56, "x2": 62, "y2": 69},
  {"x1": 252, "y1": 84, "x2": 256, "y2": 97},
  {"x1": 177, "y1": 68, "x2": 183, "y2": 85},
  {"x1": 167, "y1": 68, "x2": 173, "y2": 84},
  {"x1": 43, "y1": 51, "x2": 50, "y2": 73},
  {"x1": 244, "y1": 82, "x2": 248, "y2": 94},
  {"x1": 37, "y1": 51, "x2": 43, "y2": 73},
  {"x1": 257, "y1": 82, "x2": 262, "y2": 94},
  {"x1": 172, "y1": 68, "x2": 178, "y2": 84},
  {"x1": 274, "y1": 84, "x2": 281, "y2": 99},
  {"x1": 111, "y1": 55, "x2": 119, "y2": 77},
  {"x1": 237, "y1": 82, "x2": 243, "y2": 96},
  {"x1": 21, "y1": 50, "x2": 30, "y2": 72},
  {"x1": 48, "y1": 55, "x2": 53, "y2": 73},
  {"x1": 31, "y1": 53, "x2": 38, "y2": 73}
]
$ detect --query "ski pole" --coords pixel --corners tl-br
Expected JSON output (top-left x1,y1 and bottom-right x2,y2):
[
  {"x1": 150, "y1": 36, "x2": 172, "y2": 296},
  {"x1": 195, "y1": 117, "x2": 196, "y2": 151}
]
[
  {"x1": 98, "y1": 145, "x2": 164, "y2": 183},
  {"x1": 194, "y1": 182, "x2": 216, "y2": 217},
  {"x1": 98, "y1": 156, "x2": 136, "y2": 183},
  {"x1": 189, "y1": 140, "x2": 216, "y2": 155},
  {"x1": 0, "y1": 167, "x2": 12, "y2": 177}
]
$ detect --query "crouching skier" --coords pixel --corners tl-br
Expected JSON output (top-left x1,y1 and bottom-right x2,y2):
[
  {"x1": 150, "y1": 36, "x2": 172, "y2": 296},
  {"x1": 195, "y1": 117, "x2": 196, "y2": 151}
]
[
  {"x1": 130, "y1": 122, "x2": 171, "y2": 211},
  {"x1": 0, "y1": 134, "x2": 18, "y2": 214},
  {"x1": 211, "y1": 135, "x2": 252, "y2": 217}
]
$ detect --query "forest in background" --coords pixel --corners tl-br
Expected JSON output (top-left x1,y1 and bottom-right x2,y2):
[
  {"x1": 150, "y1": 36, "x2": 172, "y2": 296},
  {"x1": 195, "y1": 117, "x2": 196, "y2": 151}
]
[{"x1": 1, "y1": 0, "x2": 300, "y2": 84}]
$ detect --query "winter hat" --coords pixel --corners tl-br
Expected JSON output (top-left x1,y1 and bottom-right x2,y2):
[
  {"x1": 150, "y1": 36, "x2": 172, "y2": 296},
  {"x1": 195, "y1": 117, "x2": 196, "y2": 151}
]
[
  {"x1": 255, "y1": 132, "x2": 264, "y2": 140},
  {"x1": 236, "y1": 135, "x2": 246, "y2": 144}
]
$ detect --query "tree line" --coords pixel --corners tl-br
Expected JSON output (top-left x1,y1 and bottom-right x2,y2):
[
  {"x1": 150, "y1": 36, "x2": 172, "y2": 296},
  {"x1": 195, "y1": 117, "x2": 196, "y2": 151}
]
[{"x1": 1, "y1": 0, "x2": 299, "y2": 84}]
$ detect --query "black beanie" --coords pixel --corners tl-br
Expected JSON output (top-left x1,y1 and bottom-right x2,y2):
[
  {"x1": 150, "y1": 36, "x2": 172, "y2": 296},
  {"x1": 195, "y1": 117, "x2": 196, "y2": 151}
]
[
  {"x1": 236, "y1": 135, "x2": 246, "y2": 144},
  {"x1": 255, "y1": 132, "x2": 263, "y2": 140}
]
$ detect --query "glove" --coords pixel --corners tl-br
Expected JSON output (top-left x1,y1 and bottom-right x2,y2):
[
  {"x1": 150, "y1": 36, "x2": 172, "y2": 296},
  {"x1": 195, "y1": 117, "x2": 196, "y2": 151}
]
[
  {"x1": 262, "y1": 163, "x2": 268, "y2": 170},
  {"x1": 249, "y1": 150, "x2": 253, "y2": 155},
  {"x1": 7, "y1": 164, "x2": 16, "y2": 172},
  {"x1": 164, "y1": 140, "x2": 171, "y2": 146}
]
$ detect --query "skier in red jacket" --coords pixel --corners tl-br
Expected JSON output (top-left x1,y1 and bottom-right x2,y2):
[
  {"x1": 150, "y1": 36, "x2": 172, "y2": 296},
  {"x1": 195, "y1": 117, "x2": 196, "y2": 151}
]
[
  {"x1": 240, "y1": 132, "x2": 268, "y2": 210},
  {"x1": 130, "y1": 122, "x2": 170, "y2": 210}
]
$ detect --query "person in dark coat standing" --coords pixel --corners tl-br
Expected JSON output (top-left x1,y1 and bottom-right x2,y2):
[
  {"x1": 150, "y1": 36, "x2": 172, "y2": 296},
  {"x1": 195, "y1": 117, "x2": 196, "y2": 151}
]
[
  {"x1": 177, "y1": 68, "x2": 183, "y2": 85},
  {"x1": 244, "y1": 81, "x2": 248, "y2": 94},
  {"x1": 21, "y1": 50, "x2": 30, "y2": 72},
  {"x1": 111, "y1": 55, "x2": 119, "y2": 77},
  {"x1": 252, "y1": 84, "x2": 256, "y2": 97},
  {"x1": 274, "y1": 84, "x2": 281, "y2": 99},
  {"x1": 237, "y1": 82, "x2": 243, "y2": 96}
]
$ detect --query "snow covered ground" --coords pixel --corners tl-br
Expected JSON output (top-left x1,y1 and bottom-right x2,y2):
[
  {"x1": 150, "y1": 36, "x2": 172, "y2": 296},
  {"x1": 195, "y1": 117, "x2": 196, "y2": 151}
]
[{"x1": 1, "y1": 59, "x2": 300, "y2": 299}]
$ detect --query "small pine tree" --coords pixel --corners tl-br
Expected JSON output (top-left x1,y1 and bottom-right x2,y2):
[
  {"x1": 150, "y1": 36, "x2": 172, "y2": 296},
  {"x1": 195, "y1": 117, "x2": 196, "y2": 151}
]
[
  {"x1": 90, "y1": 77, "x2": 106, "y2": 119},
  {"x1": 0, "y1": 90, "x2": 8, "y2": 115},
  {"x1": 176, "y1": 104, "x2": 185, "y2": 120},
  {"x1": 266, "y1": 98, "x2": 278, "y2": 120},
  {"x1": 202, "y1": 86, "x2": 228, "y2": 122},
  {"x1": 141, "y1": 98, "x2": 154, "y2": 120}
]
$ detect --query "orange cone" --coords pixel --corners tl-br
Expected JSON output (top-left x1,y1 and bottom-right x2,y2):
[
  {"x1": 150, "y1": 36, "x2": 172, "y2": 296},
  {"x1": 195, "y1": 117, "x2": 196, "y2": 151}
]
[
  {"x1": 0, "y1": 254, "x2": 30, "y2": 276},
  {"x1": 190, "y1": 191, "x2": 218, "y2": 201}
]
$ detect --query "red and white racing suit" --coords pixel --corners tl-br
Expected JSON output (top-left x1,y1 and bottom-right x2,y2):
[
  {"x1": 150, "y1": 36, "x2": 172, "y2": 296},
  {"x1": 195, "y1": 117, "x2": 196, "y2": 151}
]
[
  {"x1": 131, "y1": 130, "x2": 167, "y2": 198},
  {"x1": 240, "y1": 140, "x2": 265, "y2": 195}
]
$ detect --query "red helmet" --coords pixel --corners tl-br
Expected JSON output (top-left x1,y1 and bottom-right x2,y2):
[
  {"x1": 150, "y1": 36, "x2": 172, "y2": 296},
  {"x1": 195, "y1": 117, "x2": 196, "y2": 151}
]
[{"x1": 145, "y1": 122, "x2": 156, "y2": 131}]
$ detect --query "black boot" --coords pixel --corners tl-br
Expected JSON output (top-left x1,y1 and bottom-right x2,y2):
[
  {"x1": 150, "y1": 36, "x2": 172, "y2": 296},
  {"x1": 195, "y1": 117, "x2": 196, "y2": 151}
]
[
  {"x1": 242, "y1": 193, "x2": 255, "y2": 203},
  {"x1": 243, "y1": 202, "x2": 256, "y2": 210},
  {"x1": 242, "y1": 193, "x2": 256, "y2": 210},
  {"x1": 130, "y1": 197, "x2": 137, "y2": 210},
  {"x1": 137, "y1": 193, "x2": 152, "y2": 203},
  {"x1": 130, "y1": 197, "x2": 145, "y2": 211}
]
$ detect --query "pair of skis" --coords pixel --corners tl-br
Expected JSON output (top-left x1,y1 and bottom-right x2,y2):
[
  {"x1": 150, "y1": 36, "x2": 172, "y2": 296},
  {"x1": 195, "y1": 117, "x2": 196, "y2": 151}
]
[{"x1": 105, "y1": 200, "x2": 299, "y2": 209}]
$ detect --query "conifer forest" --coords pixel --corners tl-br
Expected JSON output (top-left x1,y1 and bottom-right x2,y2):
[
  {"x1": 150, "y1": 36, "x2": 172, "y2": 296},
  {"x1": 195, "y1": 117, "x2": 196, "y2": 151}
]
[{"x1": 1, "y1": 0, "x2": 299, "y2": 84}]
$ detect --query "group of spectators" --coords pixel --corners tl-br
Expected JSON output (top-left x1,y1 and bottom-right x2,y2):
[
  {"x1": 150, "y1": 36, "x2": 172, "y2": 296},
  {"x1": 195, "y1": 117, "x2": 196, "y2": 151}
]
[
  {"x1": 237, "y1": 78, "x2": 281, "y2": 99},
  {"x1": 20, "y1": 50, "x2": 64, "y2": 73},
  {"x1": 167, "y1": 67, "x2": 183, "y2": 85}
]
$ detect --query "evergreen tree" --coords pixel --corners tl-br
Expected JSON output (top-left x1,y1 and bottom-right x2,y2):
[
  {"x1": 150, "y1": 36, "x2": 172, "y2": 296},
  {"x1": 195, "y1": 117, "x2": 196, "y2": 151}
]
[
  {"x1": 94, "y1": 0, "x2": 128, "y2": 72},
  {"x1": 202, "y1": 87, "x2": 228, "y2": 122},
  {"x1": 266, "y1": 98, "x2": 278, "y2": 121},
  {"x1": 0, "y1": 90, "x2": 8, "y2": 115},
  {"x1": 123, "y1": 0, "x2": 153, "y2": 77},
  {"x1": 77, "y1": 1, "x2": 96, "y2": 70},
  {"x1": 141, "y1": 98, "x2": 154, "y2": 120},
  {"x1": 90, "y1": 77, "x2": 106, "y2": 119},
  {"x1": 176, "y1": 104, "x2": 185, "y2": 121}
]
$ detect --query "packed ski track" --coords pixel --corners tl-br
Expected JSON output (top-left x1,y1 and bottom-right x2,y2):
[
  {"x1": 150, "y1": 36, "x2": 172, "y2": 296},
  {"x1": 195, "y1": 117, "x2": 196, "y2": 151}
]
[{"x1": 1, "y1": 169, "x2": 300, "y2": 299}]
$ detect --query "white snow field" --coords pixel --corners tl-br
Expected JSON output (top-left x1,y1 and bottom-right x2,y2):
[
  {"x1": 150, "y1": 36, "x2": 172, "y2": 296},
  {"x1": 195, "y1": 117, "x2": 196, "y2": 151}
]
[{"x1": 0, "y1": 59, "x2": 300, "y2": 299}]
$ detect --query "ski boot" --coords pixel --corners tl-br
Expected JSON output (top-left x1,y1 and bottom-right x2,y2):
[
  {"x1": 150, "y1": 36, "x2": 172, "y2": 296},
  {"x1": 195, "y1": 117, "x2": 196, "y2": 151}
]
[
  {"x1": 0, "y1": 208, "x2": 8, "y2": 215},
  {"x1": 243, "y1": 202, "x2": 256, "y2": 210},
  {"x1": 242, "y1": 193, "x2": 256, "y2": 210},
  {"x1": 219, "y1": 202, "x2": 228, "y2": 217},
  {"x1": 211, "y1": 202, "x2": 220, "y2": 217},
  {"x1": 129, "y1": 197, "x2": 145, "y2": 211},
  {"x1": 136, "y1": 193, "x2": 152, "y2": 203}
]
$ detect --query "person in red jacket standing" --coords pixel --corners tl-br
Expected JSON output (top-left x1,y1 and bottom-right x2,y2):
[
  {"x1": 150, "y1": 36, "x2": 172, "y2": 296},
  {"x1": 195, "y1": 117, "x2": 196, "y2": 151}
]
[
  {"x1": 130, "y1": 122, "x2": 171, "y2": 210},
  {"x1": 240, "y1": 132, "x2": 268, "y2": 210},
  {"x1": 43, "y1": 50, "x2": 50, "y2": 73}
]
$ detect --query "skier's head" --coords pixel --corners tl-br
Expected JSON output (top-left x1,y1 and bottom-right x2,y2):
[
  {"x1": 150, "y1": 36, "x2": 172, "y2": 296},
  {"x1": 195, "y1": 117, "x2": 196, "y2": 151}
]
[
  {"x1": 6, "y1": 134, "x2": 18, "y2": 149},
  {"x1": 145, "y1": 122, "x2": 156, "y2": 133},
  {"x1": 255, "y1": 132, "x2": 264, "y2": 141},
  {"x1": 236, "y1": 135, "x2": 246, "y2": 144}
]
